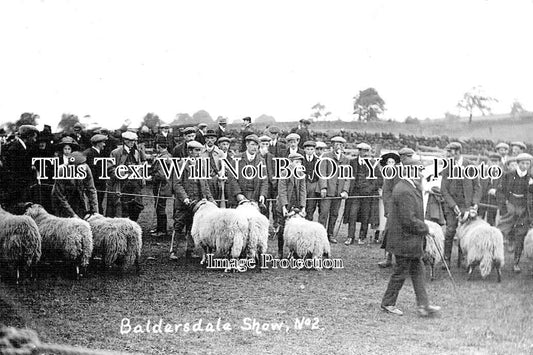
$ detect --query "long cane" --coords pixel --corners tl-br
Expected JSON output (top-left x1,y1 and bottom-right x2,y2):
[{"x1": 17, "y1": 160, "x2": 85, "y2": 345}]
[
  {"x1": 219, "y1": 178, "x2": 226, "y2": 209},
  {"x1": 429, "y1": 233, "x2": 458, "y2": 293},
  {"x1": 333, "y1": 198, "x2": 346, "y2": 241},
  {"x1": 153, "y1": 182, "x2": 162, "y2": 230}
]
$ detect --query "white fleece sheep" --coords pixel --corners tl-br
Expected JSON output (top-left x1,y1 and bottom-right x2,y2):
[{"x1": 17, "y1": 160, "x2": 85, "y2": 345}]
[
  {"x1": 191, "y1": 200, "x2": 222, "y2": 264},
  {"x1": 85, "y1": 213, "x2": 142, "y2": 273},
  {"x1": 423, "y1": 220, "x2": 445, "y2": 281},
  {"x1": 24, "y1": 204, "x2": 93, "y2": 278},
  {"x1": 0, "y1": 205, "x2": 42, "y2": 283},
  {"x1": 456, "y1": 212, "x2": 505, "y2": 282},
  {"x1": 283, "y1": 213, "x2": 331, "y2": 269},
  {"x1": 236, "y1": 201, "x2": 269, "y2": 267},
  {"x1": 523, "y1": 228, "x2": 533, "y2": 264}
]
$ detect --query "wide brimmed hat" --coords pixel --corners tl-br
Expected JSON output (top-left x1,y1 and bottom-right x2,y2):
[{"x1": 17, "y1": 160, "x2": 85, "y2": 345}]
[
  {"x1": 57, "y1": 136, "x2": 80, "y2": 148},
  {"x1": 379, "y1": 152, "x2": 401, "y2": 167}
]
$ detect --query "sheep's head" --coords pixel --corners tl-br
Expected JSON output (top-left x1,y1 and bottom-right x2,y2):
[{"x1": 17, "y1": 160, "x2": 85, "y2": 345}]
[
  {"x1": 458, "y1": 209, "x2": 479, "y2": 226},
  {"x1": 84, "y1": 213, "x2": 103, "y2": 222},
  {"x1": 24, "y1": 203, "x2": 45, "y2": 218},
  {"x1": 237, "y1": 199, "x2": 259, "y2": 210},
  {"x1": 192, "y1": 199, "x2": 216, "y2": 214}
]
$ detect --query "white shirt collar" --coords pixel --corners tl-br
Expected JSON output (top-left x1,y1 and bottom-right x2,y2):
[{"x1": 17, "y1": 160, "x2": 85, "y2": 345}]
[
  {"x1": 516, "y1": 168, "x2": 527, "y2": 177},
  {"x1": 92, "y1": 146, "x2": 101, "y2": 153},
  {"x1": 16, "y1": 136, "x2": 27, "y2": 150},
  {"x1": 219, "y1": 125, "x2": 225, "y2": 132},
  {"x1": 246, "y1": 151, "x2": 256, "y2": 161},
  {"x1": 289, "y1": 147, "x2": 298, "y2": 154},
  {"x1": 306, "y1": 154, "x2": 313, "y2": 161},
  {"x1": 123, "y1": 145, "x2": 130, "y2": 154},
  {"x1": 161, "y1": 131, "x2": 168, "y2": 137}
]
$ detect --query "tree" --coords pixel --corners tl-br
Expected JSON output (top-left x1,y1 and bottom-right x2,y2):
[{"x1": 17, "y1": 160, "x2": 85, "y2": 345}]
[
  {"x1": 191, "y1": 110, "x2": 213, "y2": 124},
  {"x1": 141, "y1": 112, "x2": 161, "y2": 132},
  {"x1": 311, "y1": 103, "x2": 332, "y2": 121},
  {"x1": 16, "y1": 112, "x2": 38, "y2": 127},
  {"x1": 510, "y1": 100, "x2": 525, "y2": 118},
  {"x1": 255, "y1": 114, "x2": 276, "y2": 124},
  {"x1": 353, "y1": 88, "x2": 385, "y2": 121},
  {"x1": 57, "y1": 113, "x2": 80, "y2": 132},
  {"x1": 456, "y1": 86, "x2": 498, "y2": 124},
  {"x1": 170, "y1": 113, "x2": 193, "y2": 126}
]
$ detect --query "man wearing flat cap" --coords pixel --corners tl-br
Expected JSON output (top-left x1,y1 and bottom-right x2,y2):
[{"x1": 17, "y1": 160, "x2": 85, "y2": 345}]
[
  {"x1": 83, "y1": 134, "x2": 109, "y2": 214},
  {"x1": 267, "y1": 126, "x2": 287, "y2": 158},
  {"x1": 493, "y1": 153, "x2": 533, "y2": 272},
  {"x1": 276, "y1": 152, "x2": 307, "y2": 257},
  {"x1": 259, "y1": 135, "x2": 279, "y2": 223},
  {"x1": 285, "y1": 133, "x2": 304, "y2": 157},
  {"x1": 302, "y1": 140, "x2": 320, "y2": 220},
  {"x1": 172, "y1": 127, "x2": 197, "y2": 158},
  {"x1": 440, "y1": 141, "x2": 481, "y2": 267},
  {"x1": 70, "y1": 122, "x2": 91, "y2": 151},
  {"x1": 317, "y1": 136, "x2": 350, "y2": 243},
  {"x1": 106, "y1": 131, "x2": 146, "y2": 221},
  {"x1": 291, "y1": 119, "x2": 312, "y2": 149},
  {"x1": 51, "y1": 151, "x2": 98, "y2": 218},
  {"x1": 200, "y1": 129, "x2": 225, "y2": 202},
  {"x1": 149, "y1": 137, "x2": 173, "y2": 237},
  {"x1": 155, "y1": 123, "x2": 174, "y2": 152},
  {"x1": 479, "y1": 153, "x2": 503, "y2": 226},
  {"x1": 398, "y1": 147, "x2": 415, "y2": 163},
  {"x1": 196, "y1": 123, "x2": 208, "y2": 145},
  {"x1": 216, "y1": 117, "x2": 227, "y2": 140},
  {"x1": 228, "y1": 134, "x2": 268, "y2": 207},
  {"x1": 170, "y1": 140, "x2": 214, "y2": 260},
  {"x1": 510, "y1": 141, "x2": 527, "y2": 157},
  {"x1": 2, "y1": 125, "x2": 39, "y2": 209},
  {"x1": 495, "y1": 142, "x2": 510, "y2": 167},
  {"x1": 240, "y1": 117, "x2": 254, "y2": 152}
]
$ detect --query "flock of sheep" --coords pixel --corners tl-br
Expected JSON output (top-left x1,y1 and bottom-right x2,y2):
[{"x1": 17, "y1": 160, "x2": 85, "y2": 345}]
[{"x1": 0, "y1": 199, "x2": 528, "y2": 283}]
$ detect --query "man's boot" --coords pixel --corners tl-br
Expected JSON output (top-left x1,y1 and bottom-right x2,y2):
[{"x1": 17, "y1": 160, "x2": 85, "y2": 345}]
[{"x1": 378, "y1": 252, "x2": 392, "y2": 268}]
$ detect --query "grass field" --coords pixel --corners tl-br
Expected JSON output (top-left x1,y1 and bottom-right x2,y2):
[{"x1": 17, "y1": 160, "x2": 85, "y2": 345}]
[{"x1": 1, "y1": 193, "x2": 533, "y2": 355}]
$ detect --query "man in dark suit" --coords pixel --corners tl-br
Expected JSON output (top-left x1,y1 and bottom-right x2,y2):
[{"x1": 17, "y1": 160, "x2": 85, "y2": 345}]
[
  {"x1": 228, "y1": 134, "x2": 268, "y2": 207},
  {"x1": 479, "y1": 153, "x2": 502, "y2": 226},
  {"x1": 440, "y1": 142, "x2": 481, "y2": 266},
  {"x1": 317, "y1": 136, "x2": 350, "y2": 243},
  {"x1": 154, "y1": 123, "x2": 175, "y2": 152},
  {"x1": 285, "y1": 133, "x2": 305, "y2": 157},
  {"x1": 267, "y1": 126, "x2": 287, "y2": 158},
  {"x1": 259, "y1": 135, "x2": 278, "y2": 223},
  {"x1": 83, "y1": 134, "x2": 108, "y2": 215},
  {"x1": 381, "y1": 158, "x2": 440, "y2": 317},
  {"x1": 2, "y1": 125, "x2": 39, "y2": 210},
  {"x1": 216, "y1": 117, "x2": 227, "y2": 140},
  {"x1": 172, "y1": 127, "x2": 197, "y2": 158},
  {"x1": 195, "y1": 123, "x2": 207, "y2": 145},
  {"x1": 170, "y1": 140, "x2": 214, "y2": 260},
  {"x1": 294, "y1": 119, "x2": 312, "y2": 149},
  {"x1": 302, "y1": 140, "x2": 320, "y2": 220},
  {"x1": 70, "y1": 122, "x2": 91, "y2": 151},
  {"x1": 276, "y1": 152, "x2": 307, "y2": 257},
  {"x1": 240, "y1": 117, "x2": 254, "y2": 153}
]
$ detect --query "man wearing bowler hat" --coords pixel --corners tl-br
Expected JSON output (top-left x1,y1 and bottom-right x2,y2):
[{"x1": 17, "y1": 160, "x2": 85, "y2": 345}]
[
  {"x1": 107, "y1": 131, "x2": 146, "y2": 221},
  {"x1": 84, "y1": 134, "x2": 109, "y2": 214}
]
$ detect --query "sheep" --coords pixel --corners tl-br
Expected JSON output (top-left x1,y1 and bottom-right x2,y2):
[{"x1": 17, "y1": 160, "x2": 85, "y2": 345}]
[
  {"x1": 191, "y1": 200, "x2": 249, "y2": 272},
  {"x1": 85, "y1": 213, "x2": 142, "y2": 274},
  {"x1": 236, "y1": 201, "x2": 269, "y2": 269},
  {"x1": 0, "y1": 205, "x2": 41, "y2": 284},
  {"x1": 24, "y1": 204, "x2": 93, "y2": 279},
  {"x1": 282, "y1": 211, "x2": 331, "y2": 270},
  {"x1": 455, "y1": 211, "x2": 505, "y2": 282},
  {"x1": 422, "y1": 220, "x2": 445, "y2": 281},
  {"x1": 523, "y1": 228, "x2": 533, "y2": 273}
]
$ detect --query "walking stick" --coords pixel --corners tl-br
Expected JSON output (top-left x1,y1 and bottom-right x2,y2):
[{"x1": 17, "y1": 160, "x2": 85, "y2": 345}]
[
  {"x1": 333, "y1": 198, "x2": 346, "y2": 241},
  {"x1": 219, "y1": 179, "x2": 226, "y2": 208},
  {"x1": 169, "y1": 229, "x2": 176, "y2": 254},
  {"x1": 153, "y1": 182, "x2": 162, "y2": 230},
  {"x1": 429, "y1": 233, "x2": 458, "y2": 293}
]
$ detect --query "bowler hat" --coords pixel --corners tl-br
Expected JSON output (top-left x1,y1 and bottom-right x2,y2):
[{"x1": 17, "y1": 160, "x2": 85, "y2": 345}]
[{"x1": 205, "y1": 129, "x2": 217, "y2": 137}]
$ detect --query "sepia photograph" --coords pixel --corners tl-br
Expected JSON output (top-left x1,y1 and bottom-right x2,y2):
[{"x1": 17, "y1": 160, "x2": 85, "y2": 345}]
[{"x1": 0, "y1": 0, "x2": 532, "y2": 354}]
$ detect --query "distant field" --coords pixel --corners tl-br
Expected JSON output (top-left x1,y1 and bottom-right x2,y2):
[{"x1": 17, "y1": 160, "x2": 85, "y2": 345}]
[{"x1": 237, "y1": 118, "x2": 533, "y2": 144}]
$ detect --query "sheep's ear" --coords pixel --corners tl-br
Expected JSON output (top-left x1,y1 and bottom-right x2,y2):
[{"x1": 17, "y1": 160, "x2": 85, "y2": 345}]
[{"x1": 23, "y1": 202, "x2": 33, "y2": 210}]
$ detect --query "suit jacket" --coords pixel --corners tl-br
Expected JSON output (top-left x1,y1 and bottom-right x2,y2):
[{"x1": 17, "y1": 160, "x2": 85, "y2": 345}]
[
  {"x1": 268, "y1": 141, "x2": 287, "y2": 158},
  {"x1": 440, "y1": 158, "x2": 481, "y2": 210},
  {"x1": 51, "y1": 164, "x2": 98, "y2": 218},
  {"x1": 295, "y1": 127, "x2": 311, "y2": 149},
  {"x1": 172, "y1": 142, "x2": 188, "y2": 158},
  {"x1": 108, "y1": 145, "x2": 147, "y2": 193},
  {"x1": 277, "y1": 174, "x2": 306, "y2": 212},
  {"x1": 154, "y1": 132, "x2": 175, "y2": 151},
  {"x1": 317, "y1": 151, "x2": 350, "y2": 196},
  {"x1": 171, "y1": 159, "x2": 213, "y2": 210},
  {"x1": 3, "y1": 138, "x2": 36, "y2": 186},
  {"x1": 216, "y1": 126, "x2": 226, "y2": 140},
  {"x1": 302, "y1": 154, "x2": 320, "y2": 184},
  {"x1": 195, "y1": 132, "x2": 206, "y2": 145},
  {"x1": 382, "y1": 174, "x2": 400, "y2": 217},
  {"x1": 228, "y1": 152, "x2": 268, "y2": 205},
  {"x1": 260, "y1": 151, "x2": 278, "y2": 196},
  {"x1": 70, "y1": 132, "x2": 91, "y2": 151},
  {"x1": 151, "y1": 149, "x2": 172, "y2": 197},
  {"x1": 348, "y1": 157, "x2": 383, "y2": 196},
  {"x1": 83, "y1": 147, "x2": 107, "y2": 188},
  {"x1": 385, "y1": 179, "x2": 429, "y2": 258}
]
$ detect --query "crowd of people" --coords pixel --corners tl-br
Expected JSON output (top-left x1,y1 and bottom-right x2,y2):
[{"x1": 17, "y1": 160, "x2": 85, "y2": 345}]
[{"x1": 0, "y1": 115, "x2": 532, "y2": 315}]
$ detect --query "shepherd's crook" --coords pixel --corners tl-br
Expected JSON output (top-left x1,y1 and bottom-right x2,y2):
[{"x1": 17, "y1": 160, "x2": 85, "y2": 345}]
[{"x1": 430, "y1": 233, "x2": 458, "y2": 293}]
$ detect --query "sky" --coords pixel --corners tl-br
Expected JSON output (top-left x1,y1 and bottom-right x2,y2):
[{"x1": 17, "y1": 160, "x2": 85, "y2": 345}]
[{"x1": 0, "y1": 0, "x2": 532, "y2": 129}]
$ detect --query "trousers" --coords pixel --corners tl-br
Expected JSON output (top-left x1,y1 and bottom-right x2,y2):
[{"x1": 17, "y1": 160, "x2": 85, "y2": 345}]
[{"x1": 381, "y1": 255, "x2": 429, "y2": 308}]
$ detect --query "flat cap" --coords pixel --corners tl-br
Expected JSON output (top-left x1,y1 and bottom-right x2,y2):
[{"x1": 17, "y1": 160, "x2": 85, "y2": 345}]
[
  {"x1": 510, "y1": 141, "x2": 527, "y2": 150},
  {"x1": 288, "y1": 152, "x2": 304, "y2": 161},
  {"x1": 205, "y1": 129, "x2": 217, "y2": 137},
  {"x1": 68, "y1": 151, "x2": 86, "y2": 165},
  {"x1": 73, "y1": 122, "x2": 83, "y2": 129},
  {"x1": 331, "y1": 136, "x2": 346, "y2": 144},
  {"x1": 159, "y1": 123, "x2": 170, "y2": 128},
  {"x1": 242, "y1": 116, "x2": 251, "y2": 122},
  {"x1": 303, "y1": 140, "x2": 316, "y2": 148},
  {"x1": 182, "y1": 127, "x2": 196, "y2": 135},
  {"x1": 259, "y1": 135, "x2": 272, "y2": 142},
  {"x1": 90, "y1": 134, "x2": 108, "y2": 143},
  {"x1": 268, "y1": 126, "x2": 281, "y2": 134},
  {"x1": 121, "y1": 131, "x2": 138, "y2": 141},
  {"x1": 315, "y1": 141, "x2": 327, "y2": 149},
  {"x1": 505, "y1": 157, "x2": 517, "y2": 165},
  {"x1": 356, "y1": 142, "x2": 371, "y2": 150},
  {"x1": 286, "y1": 133, "x2": 300, "y2": 141},
  {"x1": 516, "y1": 153, "x2": 533, "y2": 161},
  {"x1": 402, "y1": 157, "x2": 421, "y2": 166},
  {"x1": 187, "y1": 141, "x2": 203, "y2": 149},
  {"x1": 445, "y1": 142, "x2": 462, "y2": 150},
  {"x1": 218, "y1": 117, "x2": 227, "y2": 124},
  {"x1": 198, "y1": 123, "x2": 208, "y2": 129},
  {"x1": 18, "y1": 125, "x2": 39, "y2": 138},
  {"x1": 299, "y1": 118, "x2": 311, "y2": 125},
  {"x1": 217, "y1": 137, "x2": 230, "y2": 144},
  {"x1": 245, "y1": 134, "x2": 259, "y2": 144},
  {"x1": 58, "y1": 136, "x2": 79, "y2": 146},
  {"x1": 495, "y1": 142, "x2": 509, "y2": 150},
  {"x1": 398, "y1": 147, "x2": 415, "y2": 156}
]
